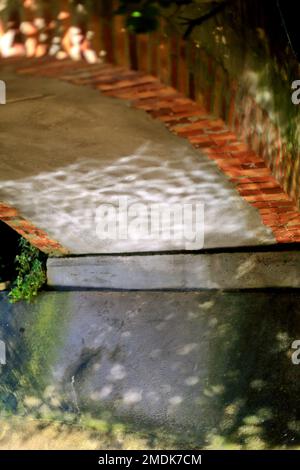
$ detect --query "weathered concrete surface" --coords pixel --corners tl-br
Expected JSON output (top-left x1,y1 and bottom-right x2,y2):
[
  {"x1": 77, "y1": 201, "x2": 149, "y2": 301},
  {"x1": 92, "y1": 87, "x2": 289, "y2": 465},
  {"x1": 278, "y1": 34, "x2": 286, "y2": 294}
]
[
  {"x1": 47, "y1": 250, "x2": 300, "y2": 290},
  {"x1": 0, "y1": 67, "x2": 274, "y2": 253},
  {"x1": 1, "y1": 290, "x2": 300, "y2": 448}
]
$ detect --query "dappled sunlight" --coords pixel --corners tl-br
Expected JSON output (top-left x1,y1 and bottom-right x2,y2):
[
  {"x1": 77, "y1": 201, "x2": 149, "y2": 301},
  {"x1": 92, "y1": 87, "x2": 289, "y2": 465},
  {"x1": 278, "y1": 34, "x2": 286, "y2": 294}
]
[
  {"x1": 0, "y1": 414, "x2": 176, "y2": 450},
  {"x1": 1, "y1": 290, "x2": 300, "y2": 448},
  {"x1": 0, "y1": 0, "x2": 99, "y2": 63},
  {"x1": 235, "y1": 256, "x2": 258, "y2": 279},
  {"x1": 0, "y1": 142, "x2": 274, "y2": 253}
]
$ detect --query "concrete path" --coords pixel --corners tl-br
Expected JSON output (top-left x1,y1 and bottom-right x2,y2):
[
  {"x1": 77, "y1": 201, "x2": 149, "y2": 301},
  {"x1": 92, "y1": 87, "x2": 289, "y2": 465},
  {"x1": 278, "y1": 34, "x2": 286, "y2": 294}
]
[{"x1": 0, "y1": 66, "x2": 274, "y2": 254}]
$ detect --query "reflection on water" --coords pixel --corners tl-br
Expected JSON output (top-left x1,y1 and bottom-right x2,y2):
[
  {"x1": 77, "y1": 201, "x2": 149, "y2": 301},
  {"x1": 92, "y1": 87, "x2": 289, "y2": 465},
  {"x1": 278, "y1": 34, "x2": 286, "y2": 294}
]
[{"x1": 0, "y1": 290, "x2": 300, "y2": 449}]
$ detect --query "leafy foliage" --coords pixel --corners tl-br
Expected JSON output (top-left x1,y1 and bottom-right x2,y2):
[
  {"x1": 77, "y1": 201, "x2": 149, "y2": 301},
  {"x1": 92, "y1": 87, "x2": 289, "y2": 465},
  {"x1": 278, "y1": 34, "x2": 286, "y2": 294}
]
[
  {"x1": 8, "y1": 238, "x2": 46, "y2": 304},
  {"x1": 115, "y1": 0, "x2": 193, "y2": 34}
]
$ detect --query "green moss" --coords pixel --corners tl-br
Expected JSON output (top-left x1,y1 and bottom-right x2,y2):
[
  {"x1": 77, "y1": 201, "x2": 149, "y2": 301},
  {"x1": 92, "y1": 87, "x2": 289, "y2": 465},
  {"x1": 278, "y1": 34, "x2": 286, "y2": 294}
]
[
  {"x1": 0, "y1": 293, "x2": 70, "y2": 416},
  {"x1": 19, "y1": 294, "x2": 70, "y2": 393}
]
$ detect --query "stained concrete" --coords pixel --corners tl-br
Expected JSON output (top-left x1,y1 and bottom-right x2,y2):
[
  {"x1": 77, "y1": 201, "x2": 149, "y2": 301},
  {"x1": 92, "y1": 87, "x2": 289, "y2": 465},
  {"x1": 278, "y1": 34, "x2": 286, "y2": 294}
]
[
  {"x1": 0, "y1": 66, "x2": 274, "y2": 253},
  {"x1": 1, "y1": 290, "x2": 300, "y2": 448}
]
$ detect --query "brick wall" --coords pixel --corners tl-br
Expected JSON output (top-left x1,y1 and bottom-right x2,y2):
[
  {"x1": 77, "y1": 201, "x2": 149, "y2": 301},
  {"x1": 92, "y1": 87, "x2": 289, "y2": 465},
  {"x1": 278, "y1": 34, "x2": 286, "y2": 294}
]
[
  {"x1": 94, "y1": 1, "x2": 300, "y2": 209},
  {"x1": 1, "y1": 0, "x2": 300, "y2": 208}
]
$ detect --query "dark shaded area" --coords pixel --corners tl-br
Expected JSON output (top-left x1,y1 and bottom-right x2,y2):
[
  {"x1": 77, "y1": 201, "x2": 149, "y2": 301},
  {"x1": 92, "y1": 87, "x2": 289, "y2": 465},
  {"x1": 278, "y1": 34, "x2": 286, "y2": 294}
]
[
  {"x1": 0, "y1": 221, "x2": 20, "y2": 283},
  {"x1": 181, "y1": 1, "x2": 228, "y2": 39},
  {"x1": 277, "y1": 0, "x2": 300, "y2": 61},
  {"x1": 206, "y1": 291, "x2": 300, "y2": 448},
  {"x1": 115, "y1": 0, "x2": 228, "y2": 36}
]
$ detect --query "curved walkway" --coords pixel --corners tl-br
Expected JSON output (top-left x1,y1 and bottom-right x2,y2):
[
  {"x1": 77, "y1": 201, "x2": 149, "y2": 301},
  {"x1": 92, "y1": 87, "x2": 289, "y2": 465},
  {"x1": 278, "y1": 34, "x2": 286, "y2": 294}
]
[{"x1": 1, "y1": 58, "x2": 298, "y2": 255}]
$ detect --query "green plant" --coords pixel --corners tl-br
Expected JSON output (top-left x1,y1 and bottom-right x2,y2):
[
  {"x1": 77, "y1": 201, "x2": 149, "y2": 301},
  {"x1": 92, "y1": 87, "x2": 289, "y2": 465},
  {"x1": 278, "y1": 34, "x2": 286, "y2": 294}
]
[
  {"x1": 8, "y1": 238, "x2": 46, "y2": 304},
  {"x1": 115, "y1": 1, "x2": 193, "y2": 34}
]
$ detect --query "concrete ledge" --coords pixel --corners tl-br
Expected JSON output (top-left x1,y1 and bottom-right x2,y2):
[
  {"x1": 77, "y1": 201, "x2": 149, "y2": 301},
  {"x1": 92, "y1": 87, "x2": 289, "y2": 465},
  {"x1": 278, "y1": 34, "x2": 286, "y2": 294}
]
[{"x1": 47, "y1": 251, "x2": 300, "y2": 290}]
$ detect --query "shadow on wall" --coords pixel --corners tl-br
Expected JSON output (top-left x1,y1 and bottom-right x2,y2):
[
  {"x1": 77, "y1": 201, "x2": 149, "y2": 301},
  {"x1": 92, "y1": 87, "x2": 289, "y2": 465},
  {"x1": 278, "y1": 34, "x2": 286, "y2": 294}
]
[{"x1": 0, "y1": 290, "x2": 300, "y2": 449}]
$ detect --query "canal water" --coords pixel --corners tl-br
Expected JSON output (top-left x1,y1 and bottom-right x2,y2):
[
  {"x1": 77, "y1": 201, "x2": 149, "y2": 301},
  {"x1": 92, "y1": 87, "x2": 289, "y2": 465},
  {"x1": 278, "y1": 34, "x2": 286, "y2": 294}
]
[{"x1": 0, "y1": 289, "x2": 300, "y2": 449}]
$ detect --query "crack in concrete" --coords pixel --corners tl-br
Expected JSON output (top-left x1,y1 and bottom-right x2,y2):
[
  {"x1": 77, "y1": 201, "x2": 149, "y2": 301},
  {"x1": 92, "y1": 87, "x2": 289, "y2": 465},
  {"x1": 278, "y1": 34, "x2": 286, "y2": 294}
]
[{"x1": 6, "y1": 94, "x2": 54, "y2": 104}]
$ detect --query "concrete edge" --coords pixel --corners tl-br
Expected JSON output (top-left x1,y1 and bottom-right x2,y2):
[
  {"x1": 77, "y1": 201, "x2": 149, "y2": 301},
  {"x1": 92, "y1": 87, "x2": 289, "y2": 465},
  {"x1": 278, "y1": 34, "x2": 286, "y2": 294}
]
[{"x1": 47, "y1": 251, "x2": 300, "y2": 290}]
